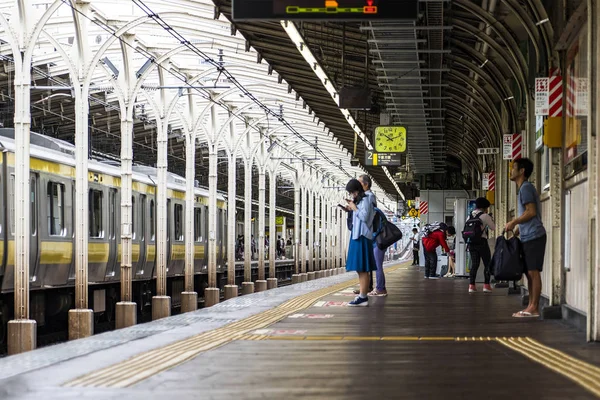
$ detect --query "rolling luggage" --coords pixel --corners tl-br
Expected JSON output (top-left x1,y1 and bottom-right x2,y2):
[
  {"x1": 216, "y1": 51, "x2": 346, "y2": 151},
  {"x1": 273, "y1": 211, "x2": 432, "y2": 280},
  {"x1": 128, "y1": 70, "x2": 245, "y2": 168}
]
[{"x1": 490, "y1": 231, "x2": 524, "y2": 281}]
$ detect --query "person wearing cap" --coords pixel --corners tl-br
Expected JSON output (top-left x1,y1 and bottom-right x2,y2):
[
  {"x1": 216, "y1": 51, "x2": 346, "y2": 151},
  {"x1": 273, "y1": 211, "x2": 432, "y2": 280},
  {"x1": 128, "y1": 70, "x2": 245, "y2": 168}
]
[
  {"x1": 468, "y1": 197, "x2": 496, "y2": 293},
  {"x1": 421, "y1": 223, "x2": 450, "y2": 279},
  {"x1": 344, "y1": 178, "x2": 377, "y2": 306}
]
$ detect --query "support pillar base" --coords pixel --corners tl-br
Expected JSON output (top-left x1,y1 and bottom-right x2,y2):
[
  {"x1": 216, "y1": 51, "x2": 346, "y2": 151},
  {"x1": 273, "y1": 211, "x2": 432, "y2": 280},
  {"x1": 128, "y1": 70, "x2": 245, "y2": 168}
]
[
  {"x1": 291, "y1": 274, "x2": 301, "y2": 284},
  {"x1": 300, "y1": 273, "x2": 308, "y2": 282},
  {"x1": 307, "y1": 272, "x2": 316, "y2": 281},
  {"x1": 267, "y1": 278, "x2": 278, "y2": 289},
  {"x1": 115, "y1": 302, "x2": 137, "y2": 329},
  {"x1": 204, "y1": 288, "x2": 220, "y2": 307},
  {"x1": 542, "y1": 305, "x2": 562, "y2": 320},
  {"x1": 255, "y1": 280, "x2": 267, "y2": 292},
  {"x1": 181, "y1": 292, "x2": 198, "y2": 313},
  {"x1": 324, "y1": 270, "x2": 331, "y2": 277},
  {"x1": 242, "y1": 282, "x2": 255, "y2": 295},
  {"x1": 7, "y1": 320, "x2": 36, "y2": 355},
  {"x1": 152, "y1": 296, "x2": 171, "y2": 321},
  {"x1": 68, "y1": 309, "x2": 94, "y2": 341},
  {"x1": 224, "y1": 285, "x2": 238, "y2": 300}
]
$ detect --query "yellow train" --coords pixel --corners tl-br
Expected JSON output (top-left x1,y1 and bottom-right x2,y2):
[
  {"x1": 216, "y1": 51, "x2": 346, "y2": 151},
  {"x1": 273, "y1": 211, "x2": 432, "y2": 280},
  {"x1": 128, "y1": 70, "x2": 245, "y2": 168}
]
[{"x1": 0, "y1": 128, "x2": 231, "y2": 343}]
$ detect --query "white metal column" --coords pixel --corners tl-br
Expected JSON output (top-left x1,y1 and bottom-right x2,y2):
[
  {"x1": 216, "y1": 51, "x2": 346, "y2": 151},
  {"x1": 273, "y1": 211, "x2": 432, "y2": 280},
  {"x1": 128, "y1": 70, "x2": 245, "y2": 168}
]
[
  {"x1": 301, "y1": 186, "x2": 307, "y2": 276},
  {"x1": 256, "y1": 167, "x2": 267, "y2": 291},
  {"x1": 320, "y1": 194, "x2": 326, "y2": 272},
  {"x1": 224, "y1": 119, "x2": 238, "y2": 300},
  {"x1": 181, "y1": 91, "x2": 197, "y2": 313},
  {"x1": 308, "y1": 188, "x2": 315, "y2": 278},
  {"x1": 292, "y1": 176, "x2": 301, "y2": 282},
  {"x1": 205, "y1": 105, "x2": 219, "y2": 306},
  {"x1": 242, "y1": 157, "x2": 254, "y2": 294},
  {"x1": 268, "y1": 170, "x2": 277, "y2": 289},
  {"x1": 68, "y1": 1, "x2": 93, "y2": 341},
  {"x1": 7, "y1": 4, "x2": 36, "y2": 354}
]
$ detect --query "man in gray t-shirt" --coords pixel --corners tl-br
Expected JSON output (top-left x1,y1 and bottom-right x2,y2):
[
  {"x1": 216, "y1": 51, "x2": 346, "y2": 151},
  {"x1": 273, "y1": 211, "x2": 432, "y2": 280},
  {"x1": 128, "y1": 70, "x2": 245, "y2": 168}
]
[{"x1": 505, "y1": 158, "x2": 547, "y2": 319}]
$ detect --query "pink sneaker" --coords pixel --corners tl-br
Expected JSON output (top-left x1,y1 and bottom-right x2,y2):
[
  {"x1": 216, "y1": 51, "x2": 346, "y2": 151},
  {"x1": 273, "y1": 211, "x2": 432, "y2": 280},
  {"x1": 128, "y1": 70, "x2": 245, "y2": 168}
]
[
  {"x1": 483, "y1": 284, "x2": 493, "y2": 293},
  {"x1": 469, "y1": 284, "x2": 477, "y2": 293}
]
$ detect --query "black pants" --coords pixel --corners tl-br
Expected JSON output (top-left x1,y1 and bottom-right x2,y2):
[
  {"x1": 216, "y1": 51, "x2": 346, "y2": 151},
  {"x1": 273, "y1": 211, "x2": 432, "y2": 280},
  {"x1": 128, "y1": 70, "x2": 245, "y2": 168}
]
[
  {"x1": 424, "y1": 251, "x2": 438, "y2": 277},
  {"x1": 412, "y1": 249, "x2": 419, "y2": 265},
  {"x1": 469, "y1": 242, "x2": 491, "y2": 285}
]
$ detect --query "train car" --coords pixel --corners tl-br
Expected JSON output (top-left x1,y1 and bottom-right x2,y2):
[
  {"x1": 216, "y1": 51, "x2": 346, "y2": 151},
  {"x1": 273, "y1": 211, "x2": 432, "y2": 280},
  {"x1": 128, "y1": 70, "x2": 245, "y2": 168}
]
[{"x1": 0, "y1": 128, "x2": 227, "y2": 343}]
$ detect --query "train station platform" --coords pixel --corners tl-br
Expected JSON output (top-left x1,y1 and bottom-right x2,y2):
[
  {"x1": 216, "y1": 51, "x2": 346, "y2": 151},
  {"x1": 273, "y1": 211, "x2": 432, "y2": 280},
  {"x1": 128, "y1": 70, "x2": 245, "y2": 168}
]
[{"x1": 1, "y1": 261, "x2": 600, "y2": 399}]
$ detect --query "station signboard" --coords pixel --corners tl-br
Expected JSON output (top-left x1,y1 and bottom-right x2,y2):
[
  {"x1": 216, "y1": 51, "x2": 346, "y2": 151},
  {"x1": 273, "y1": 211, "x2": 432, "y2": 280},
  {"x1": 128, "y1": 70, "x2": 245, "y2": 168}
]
[{"x1": 365, "y1": 150, "x2": 402, "y2": 166}]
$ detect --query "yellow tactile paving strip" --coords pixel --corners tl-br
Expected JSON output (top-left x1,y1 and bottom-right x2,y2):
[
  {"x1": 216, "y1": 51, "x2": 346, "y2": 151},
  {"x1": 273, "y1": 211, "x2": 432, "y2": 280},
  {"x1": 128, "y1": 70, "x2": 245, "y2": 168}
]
[{"x1": 63, "y1": 264, "x2": 406, "y2": 388}]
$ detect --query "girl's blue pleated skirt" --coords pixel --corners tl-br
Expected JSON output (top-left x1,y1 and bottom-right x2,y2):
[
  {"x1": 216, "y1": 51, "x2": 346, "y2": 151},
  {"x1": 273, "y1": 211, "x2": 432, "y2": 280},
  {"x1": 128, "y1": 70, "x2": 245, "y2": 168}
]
[{"x1": 346, "y1": 236, "x2": 377, "y2": 273}]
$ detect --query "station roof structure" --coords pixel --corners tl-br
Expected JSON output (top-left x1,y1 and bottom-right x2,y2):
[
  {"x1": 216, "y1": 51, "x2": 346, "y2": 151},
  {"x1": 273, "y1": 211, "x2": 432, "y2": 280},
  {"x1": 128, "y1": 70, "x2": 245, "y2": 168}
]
[
  {"x1": 0, "y1": 0, "x2": 554, "y2": 205},
  {"x1": 213, "y1": 0, "x2": 554, "y2": 196}
]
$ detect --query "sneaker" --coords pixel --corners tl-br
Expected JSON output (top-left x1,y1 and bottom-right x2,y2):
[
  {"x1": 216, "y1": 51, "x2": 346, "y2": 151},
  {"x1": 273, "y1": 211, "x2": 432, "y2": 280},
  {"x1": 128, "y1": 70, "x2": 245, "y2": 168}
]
[
  {"x1": 348, "y1": 296, "x2": 369, "y2": 307},
  {"x1": 368, "y1": 290, "x2": 387, "y2": 297},
  {"x1": 353, "y1": 289, "x2": 360, "y2": 294},
  {"x1": 469, "y1": 284, "x2": 477, "y2": 293},
  {"x1": 424, "y1": 276, "x2": 429, "y2": 279},
  {"x1": 428, "y1": 276, "x2": 439, "y2": 280},
  {"x1": 483, "y1": 284, "x2": 493, "y2": 293}
]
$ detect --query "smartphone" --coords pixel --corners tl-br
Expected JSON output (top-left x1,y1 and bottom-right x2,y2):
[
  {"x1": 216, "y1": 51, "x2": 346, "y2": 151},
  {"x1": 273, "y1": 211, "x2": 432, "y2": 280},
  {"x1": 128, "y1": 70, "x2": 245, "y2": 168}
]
[{"x1": 337, "y1": 204, "x2": 347, "y2": 210}]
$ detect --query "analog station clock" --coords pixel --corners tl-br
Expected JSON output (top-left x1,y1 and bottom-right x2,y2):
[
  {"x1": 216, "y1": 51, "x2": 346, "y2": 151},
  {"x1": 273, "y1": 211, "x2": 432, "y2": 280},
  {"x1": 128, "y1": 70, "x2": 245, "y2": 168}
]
[{"x1": 374, "y1": 126, "x2": 406, "y2": 153}]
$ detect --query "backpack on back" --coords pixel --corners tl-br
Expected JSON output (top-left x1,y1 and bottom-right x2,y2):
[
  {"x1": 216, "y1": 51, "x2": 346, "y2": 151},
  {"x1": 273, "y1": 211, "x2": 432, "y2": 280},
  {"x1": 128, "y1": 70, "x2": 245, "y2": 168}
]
[
  {"x1": 421, "y1": 222, "x2": 440, "y2": 238},
  {"x1": 462, "y1": 211, "x2": 485, "y2": 245}
]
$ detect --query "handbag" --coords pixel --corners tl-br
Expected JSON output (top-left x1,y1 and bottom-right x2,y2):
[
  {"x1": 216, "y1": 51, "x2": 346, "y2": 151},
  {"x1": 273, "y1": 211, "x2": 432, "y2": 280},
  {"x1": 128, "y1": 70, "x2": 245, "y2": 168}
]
[{"x1": 375, "y1": 220, "x2": 403, "y2": 250}]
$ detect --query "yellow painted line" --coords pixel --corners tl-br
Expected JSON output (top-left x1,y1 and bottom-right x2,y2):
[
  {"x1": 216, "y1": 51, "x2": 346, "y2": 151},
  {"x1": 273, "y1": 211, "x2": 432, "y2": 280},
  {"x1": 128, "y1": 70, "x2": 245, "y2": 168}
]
[
  {"x1": 304, "y1": 336, "x2": 344, "y2": 341},
  {"x1": 343, "y1": 336, "x2": 382, "y2": 341},
  {"x1": 418, "y1": 337, "x2": 457, "y2": 341},
  {"x1": 496, "y1": 337, "x2": 600, "y2": 398},
  {"x1": 381, "y1": 336, "x2": 421, "y2": 341},
  {"x1": 251, "y1": 336, "x2": 496, "y2": 342},
  {"x1": 63, "y1": 262, "x2": 409, "y2": 388}
]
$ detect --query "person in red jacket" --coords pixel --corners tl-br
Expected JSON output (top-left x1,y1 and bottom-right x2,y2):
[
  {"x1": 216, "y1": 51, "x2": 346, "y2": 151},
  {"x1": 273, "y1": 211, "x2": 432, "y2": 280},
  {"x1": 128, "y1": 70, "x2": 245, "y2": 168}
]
[{"x1": 421, "y1": 223, "x2": 450, "y2": 279}]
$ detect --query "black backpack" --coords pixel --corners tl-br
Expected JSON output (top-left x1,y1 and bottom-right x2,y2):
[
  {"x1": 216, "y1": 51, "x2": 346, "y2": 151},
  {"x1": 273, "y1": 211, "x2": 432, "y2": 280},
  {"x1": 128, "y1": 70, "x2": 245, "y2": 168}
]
[{"x1": 462, "y1": 211, "x2": 485, "y2": 245}]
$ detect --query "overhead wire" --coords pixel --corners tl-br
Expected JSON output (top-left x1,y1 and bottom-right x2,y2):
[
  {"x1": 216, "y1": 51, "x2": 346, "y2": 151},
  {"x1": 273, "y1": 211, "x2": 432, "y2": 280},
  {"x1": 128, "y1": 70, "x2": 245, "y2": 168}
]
[{"x1": 58, "y1": 0, "x2": 352, "y2": 182}]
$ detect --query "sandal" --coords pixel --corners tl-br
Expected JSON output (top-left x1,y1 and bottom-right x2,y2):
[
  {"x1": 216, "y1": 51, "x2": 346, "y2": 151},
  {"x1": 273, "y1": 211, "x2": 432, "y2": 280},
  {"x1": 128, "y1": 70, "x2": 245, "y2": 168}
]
[{"x1": 512, "y1": 311, "x2": 540, "y2": 318}]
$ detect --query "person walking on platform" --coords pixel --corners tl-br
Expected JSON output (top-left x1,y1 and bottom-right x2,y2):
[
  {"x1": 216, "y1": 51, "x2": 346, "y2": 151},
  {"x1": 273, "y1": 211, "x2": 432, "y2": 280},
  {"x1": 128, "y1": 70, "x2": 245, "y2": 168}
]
[
  {"x1": 421, "y1": 223, "x2": 450, "y2": 279},
  {"x1": 466, "y1": 197, "x2": 496, "y2": 293},
  {"x1": 344, "y1": 178, "x2": 377, "y2": 306},
  {"x1": 410, "y1": 228, "x2": 419, "y2": 265},
  {"x1": 505, "y1": 158, "x2": 547, "y2": 318}
]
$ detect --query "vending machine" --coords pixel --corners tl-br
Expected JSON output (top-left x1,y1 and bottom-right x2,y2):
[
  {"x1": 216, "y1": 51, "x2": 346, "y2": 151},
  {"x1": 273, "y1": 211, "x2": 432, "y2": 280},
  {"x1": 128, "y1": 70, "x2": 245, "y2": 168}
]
[{"x1": 453, "y1": 198, "x2": 477, "y2": 277}]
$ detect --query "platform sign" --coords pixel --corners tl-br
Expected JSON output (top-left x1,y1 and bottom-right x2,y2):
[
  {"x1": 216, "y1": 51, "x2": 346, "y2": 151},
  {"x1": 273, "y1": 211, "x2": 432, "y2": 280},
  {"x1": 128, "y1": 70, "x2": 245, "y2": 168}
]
[
  {"x1": 482, "y1": 173, "x2": 491, "y2": 190},
  {"x1": 503, "y1": 134, "x2": 513, "y2": 160},
  {"x1": 576, "y1": 77, "x2": 589, "y2": 116},
  {"x1": 535, "y1": 115, "x2": 544, "y2": 151},
  {"x1": 535, "y1": 77, "x2": 550, "y2": 115},
  {"x1": 365, "y1": 151, "x2": 402, "y2": 166},
  {"x1": 477, "y1": 148, "x2": 499, "y2": 155},
  {"x1": 232, "y1": 0, "x2": 419, "y2": 21}
]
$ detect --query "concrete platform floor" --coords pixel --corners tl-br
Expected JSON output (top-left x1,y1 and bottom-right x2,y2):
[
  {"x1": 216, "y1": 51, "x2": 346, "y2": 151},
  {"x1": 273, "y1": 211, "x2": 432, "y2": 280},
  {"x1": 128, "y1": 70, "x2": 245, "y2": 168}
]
[{"x1": 1, "y1": 261, "x2": 600, "y2": 399}]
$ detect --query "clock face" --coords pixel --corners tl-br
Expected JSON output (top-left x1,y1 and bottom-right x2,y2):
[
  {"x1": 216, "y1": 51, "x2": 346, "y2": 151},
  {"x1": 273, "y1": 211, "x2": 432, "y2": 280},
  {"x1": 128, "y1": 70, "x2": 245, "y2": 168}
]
[{"x1": 374, "y1": 126, "x2": 406, "y2": 153}]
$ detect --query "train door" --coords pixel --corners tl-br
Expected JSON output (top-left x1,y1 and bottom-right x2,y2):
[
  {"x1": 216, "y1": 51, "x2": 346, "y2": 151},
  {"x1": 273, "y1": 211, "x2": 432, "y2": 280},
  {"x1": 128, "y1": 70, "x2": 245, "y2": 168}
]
[
  {"x1": 30, "y1": 173, "x2": 40, "y2": 286},
  {"x1": 193, "y1": 205, "x2": 203, "y2": 273},
  {"x1": 106, "y1": 188, "x2": 118, "y2": 278},
  {"x1": 136, "y1": 194, "x2": 147, "y2": 277}
]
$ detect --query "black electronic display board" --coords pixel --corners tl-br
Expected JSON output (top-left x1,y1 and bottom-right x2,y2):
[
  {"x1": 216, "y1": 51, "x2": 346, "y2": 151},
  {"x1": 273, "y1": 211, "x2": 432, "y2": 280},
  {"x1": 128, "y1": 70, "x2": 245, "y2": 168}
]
[{"x1": 232, "y1": 0, "x2": 419, "y2": 21}]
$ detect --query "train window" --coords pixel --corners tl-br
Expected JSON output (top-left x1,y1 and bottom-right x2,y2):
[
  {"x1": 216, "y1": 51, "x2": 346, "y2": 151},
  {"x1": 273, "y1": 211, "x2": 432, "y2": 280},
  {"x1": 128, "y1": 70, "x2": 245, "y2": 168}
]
[
  {"x1": 47, "y1": 182, "x2": 65, "y2": 236},
  {"x1": 9, "y1": 174, "x2": 14, "y2": 234},
  {"x1": 131, "y1": 196, "x2": 136, "y2": 240},
  {"x1": 108, "y1": 189, "x2": 116, "y2": 239},
  {"x1": 174, "y1": 203, "x2": 183, "y2": 241},
  {"x1": 89, "y1": 189, "x2": 103, "y2": 238},
  {"x1": 194, "y1": 208, "x2": 201, "y2": 241},
  {"x1": 150, "y1": 199, "x2": 155, "y2": 241}
]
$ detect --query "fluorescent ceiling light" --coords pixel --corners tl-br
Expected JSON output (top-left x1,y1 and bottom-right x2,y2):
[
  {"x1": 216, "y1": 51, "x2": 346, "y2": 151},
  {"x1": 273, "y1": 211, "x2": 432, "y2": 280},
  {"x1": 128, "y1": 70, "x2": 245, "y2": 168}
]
[{"x1": 282, "y1": 20, "x2": 404, "y2": 200}]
